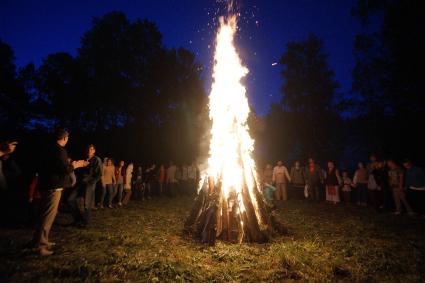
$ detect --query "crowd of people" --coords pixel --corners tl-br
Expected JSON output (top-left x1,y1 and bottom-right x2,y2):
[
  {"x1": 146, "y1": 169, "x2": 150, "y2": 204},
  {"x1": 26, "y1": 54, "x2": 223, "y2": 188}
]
[
  {"x1": 1, "y1": 129, "x2": 425, "y2": 257},
  {"x1": 261, "y1": 156, "x2": 425, "y2": 217},
  {"x1": 0, "y1": 129, "x2": 199, "y2": 256}
]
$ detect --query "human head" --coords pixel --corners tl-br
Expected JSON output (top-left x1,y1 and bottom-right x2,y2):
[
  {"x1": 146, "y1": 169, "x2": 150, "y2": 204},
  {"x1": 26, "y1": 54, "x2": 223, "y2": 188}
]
[
  {"x1": 358, "y1": 162, "x2": 364, "y2": 169},
  {"x1": 87, "y1": 144, "x2": 96, "y2": 158},
  {"x1": 327, "y1": 161, "x2": 335, "y2": 170},
  {"x1": 277, "y1": 160, "x2": 283, "y2": 166},
  {"x1": 266, "y1": 163, "x2": 272, "y2": 170},
  {"x1": 342, "y1": 171, "x2": 348, "y2": 177},
  {"x1": 387, "y1": 159, "x2": 397, "y2": 169},
  {"x1": 402, "y1": 159, "x2": 413, "y2": 170},
  {"x1": 0, "y1": 140, "x2": 18, "y2": 155},
  {"x1": 55, "y1": 128, "x2": 69, "y2": 147},
  {"x1": 294, "y1": 160, "x2": 300, "y2": 168},
  {"x1": 308, "y1": 158, "x2": 314, "y2": 165},
  {"x1": 119, "y1": 160, "x2": 125, "y2": 167},
  {"x1": 369, "y1": 154, "x2": 378, "y2": 163}
]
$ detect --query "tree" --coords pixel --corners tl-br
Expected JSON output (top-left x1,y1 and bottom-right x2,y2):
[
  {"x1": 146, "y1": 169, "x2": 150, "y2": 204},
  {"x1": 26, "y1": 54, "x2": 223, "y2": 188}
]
[
  {"x1": 351, "y1": 0, "x2": 425, "y2": 161},
  {"x1": 266, "y1": 34, "x2": 342, "y2": 162},
  {"x1": 0, "y1": 39, "x2": 29, "y2": 130}
]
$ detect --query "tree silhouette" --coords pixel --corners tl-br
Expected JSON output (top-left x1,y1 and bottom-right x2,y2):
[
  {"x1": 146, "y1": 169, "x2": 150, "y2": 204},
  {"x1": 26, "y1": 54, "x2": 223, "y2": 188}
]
[
  {"x1": 352, "y1": 0, "x2": 425, "y2": 160},
  {"x1": 260, "y1": 34, "x2": 343, "y2": 162}
]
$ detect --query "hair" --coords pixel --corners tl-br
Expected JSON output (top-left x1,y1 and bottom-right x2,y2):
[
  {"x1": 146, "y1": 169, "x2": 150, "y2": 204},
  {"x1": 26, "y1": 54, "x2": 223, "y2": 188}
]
[{"x1": 54, "y1": 128, "x2": 69, "y2": 141}]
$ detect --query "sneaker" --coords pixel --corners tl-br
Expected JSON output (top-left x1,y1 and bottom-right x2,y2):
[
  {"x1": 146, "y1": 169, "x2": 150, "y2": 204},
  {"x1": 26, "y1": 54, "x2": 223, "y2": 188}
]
[
  {"x1": 98, "y1": 205, "x2": 104, "y2": 209},
  {"x1": 46, "y1": 242, "x2": 56, "y2": 247},
  {"x1": 108, "y1": 205, "x2": 113, "y2": 209},
  {"x1": 118, "y1": 202, "x2": 122, "y2": 206},
  {"x1": 92, "y1": 206, "x2": 98, "y2": 210}
]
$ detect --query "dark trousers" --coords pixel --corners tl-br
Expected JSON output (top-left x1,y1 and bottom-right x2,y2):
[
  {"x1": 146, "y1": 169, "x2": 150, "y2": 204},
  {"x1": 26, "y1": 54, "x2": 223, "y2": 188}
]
[
  {"x1": 308, "y1": 184, "x2": 320, "y2": 201},
  {"x1": 356, "y1": 184, "x2": 368, "y2": 204},
  {"x1": 84, "y1": 183, "x2": 96, "y2": 224},
  {"x1": 68, "y1": 188, "x2": 84, "y2": 223}
]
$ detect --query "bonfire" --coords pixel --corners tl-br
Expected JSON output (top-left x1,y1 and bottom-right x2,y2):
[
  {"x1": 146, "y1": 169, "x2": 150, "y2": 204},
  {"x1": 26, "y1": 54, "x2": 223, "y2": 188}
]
[{"x1": 184, "y1": 11, "x2": 285, "y2": 245}]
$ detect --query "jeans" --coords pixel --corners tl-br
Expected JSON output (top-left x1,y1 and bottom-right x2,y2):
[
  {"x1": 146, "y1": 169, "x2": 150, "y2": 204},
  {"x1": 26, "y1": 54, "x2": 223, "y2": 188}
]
[
  {"x1": 106, "y1": 184, "x2": 115, "y2": 206},
  {"x1": 115, "y1": 183, "x2": 124, "y2": 203},
  {"x1": 83, "y1": 182, "x2": 96, "y2": 224},
  {"x1": 98, "y1": 185, "x2": 106, "y2": 207}
]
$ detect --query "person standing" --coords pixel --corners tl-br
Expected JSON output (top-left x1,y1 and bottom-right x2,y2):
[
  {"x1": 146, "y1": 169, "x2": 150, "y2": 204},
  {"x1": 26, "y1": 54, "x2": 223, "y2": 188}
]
[
  {"x1": 166, "y1": 161, "x2": 178, "y2": 197},
  {"x1": 388, "y1": 159, "x2": 414, "y2": 215},
  {"x1": 272, "y1": 161, "x2": 291, "y2": 202},
  {"x1": 0, "y1": 139, "x2": 20, "y2": 226},
  {"x1": 290, "y1": 161, "x2": 306, "y2": 199},
  {"x1": 187, "y1": 162, "x2": 197, "y2": 196},
  {"x1": 324, "y1": 161, "x2": 341, "y2": 204},
  {"x1": 103, "y1": 159, "x2": 116, "y2": 208},
  {"x1": 262, "y1": 164, "x2": 273, "y2": 187},
  {"x1": 341, "y1": 171, "x2": 353, "y2": 204},
  {"x1": 134, "y1": 166, "x2": 143, "y2": 200},
  {"x1": 403, "y1": 159, "x2": 425, "y2": 216},
  {"x1": 80, "y1": 144, "x2": 102, "y2": 224},
  {"x1": 305, "y1": 158, "x2": 323, "y2": 201},
  {"x1": 115, "y1": 160, "x2": 125, "y2": 206},
  {"x1": 181, "y1": 164, "x2": 189, "y2": 195},
  {"x1": 122, "y1": 163, "x2": 134, "y2": 205},
  {"x1": 32, "y1": 129, "x2": 87, "y2": 256},
  {"x1": 353, "y1": 162, "x2": 368, "y2": 206},
  {"x1": 98, "y1": 157, "x2": 108, "y2": 208}
]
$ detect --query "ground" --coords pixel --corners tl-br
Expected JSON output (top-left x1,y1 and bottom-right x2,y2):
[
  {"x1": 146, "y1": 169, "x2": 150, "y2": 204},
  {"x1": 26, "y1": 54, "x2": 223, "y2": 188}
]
[{"x1": 1, "y1": 197, "x2": 424, "y2": 282}]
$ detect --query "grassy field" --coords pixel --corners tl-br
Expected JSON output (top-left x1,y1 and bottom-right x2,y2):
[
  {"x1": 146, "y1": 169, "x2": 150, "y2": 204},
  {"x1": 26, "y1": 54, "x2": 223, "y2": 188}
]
[{"x1": 1, "y1": 196, "x2": 424, "y2": 282}]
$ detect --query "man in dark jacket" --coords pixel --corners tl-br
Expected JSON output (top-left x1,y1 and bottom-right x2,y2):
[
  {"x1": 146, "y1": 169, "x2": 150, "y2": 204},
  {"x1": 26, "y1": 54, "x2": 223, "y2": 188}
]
[
  {"x1": 32, "y1": 129, "x2": 87, "y2": 256},
  {"x1": 81, "y1": 144, "x2": 102, "y2": 225}
]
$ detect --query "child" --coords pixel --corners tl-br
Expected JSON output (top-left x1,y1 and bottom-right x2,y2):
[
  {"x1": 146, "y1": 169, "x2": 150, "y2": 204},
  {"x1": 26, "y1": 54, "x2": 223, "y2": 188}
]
[{"x1": 341, "y1": 171, "x2": 353, "y2": 204}]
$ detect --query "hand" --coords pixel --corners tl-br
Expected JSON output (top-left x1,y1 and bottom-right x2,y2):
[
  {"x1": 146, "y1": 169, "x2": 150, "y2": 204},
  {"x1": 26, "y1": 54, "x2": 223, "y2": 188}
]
[{"x1": 72, "y1": 160, "x2": 88, "y2": 169}]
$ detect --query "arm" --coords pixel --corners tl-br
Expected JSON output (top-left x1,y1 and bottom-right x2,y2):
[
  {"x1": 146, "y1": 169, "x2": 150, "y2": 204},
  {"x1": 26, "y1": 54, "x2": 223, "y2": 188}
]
[
  {"x1": 272, "y1": 167, "x2": 276, "y2": 183},
  {"x1": 285, "y1": 167, "x2": 291, "y2": 183},
  {"x1": 353, "y1": 171, "x2": 358, "y2": 186},
  {"x1": 336, "y1": 170, "x2": 342, "y2": 185}
]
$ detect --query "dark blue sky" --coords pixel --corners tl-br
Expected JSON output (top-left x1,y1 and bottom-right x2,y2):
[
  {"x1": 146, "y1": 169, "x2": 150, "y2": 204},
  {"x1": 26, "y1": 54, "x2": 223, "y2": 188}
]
[{"x1": 0, "y1": 0, "x2": 361, "y2": 115}]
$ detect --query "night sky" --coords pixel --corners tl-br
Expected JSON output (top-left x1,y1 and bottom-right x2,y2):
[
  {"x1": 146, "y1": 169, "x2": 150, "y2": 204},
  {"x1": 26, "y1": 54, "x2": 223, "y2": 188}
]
[{"x1": 0, "y1": 0, "x2": 361, "y2": 115}]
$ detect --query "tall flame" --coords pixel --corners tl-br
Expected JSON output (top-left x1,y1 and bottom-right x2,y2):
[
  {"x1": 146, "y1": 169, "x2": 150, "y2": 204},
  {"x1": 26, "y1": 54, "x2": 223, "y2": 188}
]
[{"x1": 204, "y1": 15, "x2": 262, "y2": 225}]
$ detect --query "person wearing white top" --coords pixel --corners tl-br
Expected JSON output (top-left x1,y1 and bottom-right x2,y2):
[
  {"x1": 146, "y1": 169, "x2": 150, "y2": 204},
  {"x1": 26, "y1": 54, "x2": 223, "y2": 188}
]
[{"x1": 272, "y1": 161, "x2": 291, "y2": 201}]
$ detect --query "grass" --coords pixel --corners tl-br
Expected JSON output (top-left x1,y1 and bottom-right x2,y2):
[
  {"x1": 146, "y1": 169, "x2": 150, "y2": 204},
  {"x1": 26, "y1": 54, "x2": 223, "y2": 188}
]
[{"x1": 1, "y1": 196, "x2": 424, "y2": 282}]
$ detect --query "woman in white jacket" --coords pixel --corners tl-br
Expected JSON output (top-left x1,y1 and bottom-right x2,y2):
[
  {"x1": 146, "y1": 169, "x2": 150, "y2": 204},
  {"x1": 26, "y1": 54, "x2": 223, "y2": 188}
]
[{"x1": 122, "y1": 163, "x2": 134, "y2": 205}]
